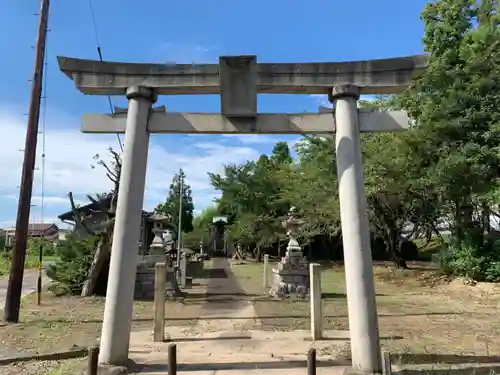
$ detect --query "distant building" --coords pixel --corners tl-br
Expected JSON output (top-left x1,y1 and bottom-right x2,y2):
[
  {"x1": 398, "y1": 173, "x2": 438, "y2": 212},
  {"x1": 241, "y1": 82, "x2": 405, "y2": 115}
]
[
  {"x1": 4, "y1": 223, "x2": 60, "y2": 247},
  {"x1": 58, "y1": 228, "x2": 70, "y2": 242},
  {"x1": 58, "y1": 199, "x2": 160, "y2": 255}
]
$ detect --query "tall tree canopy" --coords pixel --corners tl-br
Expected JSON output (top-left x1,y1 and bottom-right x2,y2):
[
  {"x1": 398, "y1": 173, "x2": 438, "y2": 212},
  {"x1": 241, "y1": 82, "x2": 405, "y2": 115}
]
[
  {"x1": 400, "y1": 0, "x2": 500, "y2": 244},
  {"x1": 203, "y1": 0, "x2": 500, "y2": 280},
  {"x1": 155, "y1": 169, "x2": 195, "y2": 235}
]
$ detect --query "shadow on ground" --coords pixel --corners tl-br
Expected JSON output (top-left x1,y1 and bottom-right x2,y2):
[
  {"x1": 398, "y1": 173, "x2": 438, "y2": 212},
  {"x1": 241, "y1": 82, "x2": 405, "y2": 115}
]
[
  {"x1": 393, "y1": 353, "x2": 500, "y2": 365},
  {"x1": 198, "y1": 268, "x2": 229, "y2": 279},
  {"x1": 395, "y1": 366, "x2": 500, "y2": 375},
  {"x1": 12, "y1": 311, "x2": 462, "y2": 325},
  {"x1": 136, "y1": 359, "x2": 351, "y2": 373},
  {"x1": 167, "y1": 334, "x2": 252, "y2": 343},
  {"x1": 391, "y1": 354, "x2": 500, "y2": 375}
]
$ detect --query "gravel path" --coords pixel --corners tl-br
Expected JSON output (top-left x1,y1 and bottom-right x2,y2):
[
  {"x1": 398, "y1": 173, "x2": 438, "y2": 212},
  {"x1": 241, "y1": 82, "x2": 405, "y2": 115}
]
[{"x1": 0, "y1": 268, "x2": 52, "y2": 309}]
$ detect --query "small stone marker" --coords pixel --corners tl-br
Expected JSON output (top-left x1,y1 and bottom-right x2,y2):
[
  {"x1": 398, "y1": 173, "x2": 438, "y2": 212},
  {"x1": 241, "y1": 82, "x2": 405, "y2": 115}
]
[
  {"x1": 179, "y1": 254, "x2": 187, "y2": 288},
  {"x1": 154, "y1": 262, "x2": 166, "y2": 342},
  {"x1": 87, "y1": 346, "x2": 99, "y2": 375},
  {"x1": 263, "y1": 254, "x2": 269, "y2": 288},
  {"x1": 309, "y1": 263, "x2": 323, "y2": 340},
  {"x1": 381, "y1": 351, "x2": 392, "y2": 375}
]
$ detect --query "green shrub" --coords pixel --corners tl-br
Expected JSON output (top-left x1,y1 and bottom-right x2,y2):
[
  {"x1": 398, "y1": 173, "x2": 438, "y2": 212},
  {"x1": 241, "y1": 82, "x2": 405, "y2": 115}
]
[
  {"x1": 440, "y1": 235, "x2": 500, "y2": 282},
  {"x1": 46, "y1": 234, "x2": 99, "y2": 295},
  {"x1": 27, "y1": 237, "x2": 55, "y2": 256}
]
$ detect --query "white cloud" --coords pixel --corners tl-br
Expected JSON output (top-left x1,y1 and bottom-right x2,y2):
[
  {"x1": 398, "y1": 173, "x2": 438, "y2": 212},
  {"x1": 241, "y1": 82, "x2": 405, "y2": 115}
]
[
  {"x1": 0, "y1": 216, "x2": 72, "y2": 229},
  {"x1": 3, "y1": 194, "x2": 86, "y2": 207},
  {"x1": 310, "y1": 94, "x2": 332, "y2": 109},
  {"x1": 221, "y1": 134, "x2": 280, "y2": 145},
  {"x1": 155, "y1": 42, "x2": 220, "y2": 64},
  {"x1": 310, "y1": 94, "x2": 377, "y2": 110},
  {"x1": 0, "y1": 107, "x2": 262, "y2": 227}
]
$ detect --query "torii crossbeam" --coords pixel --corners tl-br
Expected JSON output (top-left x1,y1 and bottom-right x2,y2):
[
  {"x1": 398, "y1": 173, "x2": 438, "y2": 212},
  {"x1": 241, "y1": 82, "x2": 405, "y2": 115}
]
[{"x1": 82, "y1": 108, "x2": 410, "y2": 134}]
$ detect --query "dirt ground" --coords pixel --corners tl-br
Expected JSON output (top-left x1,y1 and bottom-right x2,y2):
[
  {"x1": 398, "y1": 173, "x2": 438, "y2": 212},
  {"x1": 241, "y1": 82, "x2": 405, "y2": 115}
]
[
  {"x1": 0, "y1": 263, "x2": 214, "y2": 375},
  {"x1": 231, "y1": 260, "x2": 500, "y2": 361},
  {"x1": 2, "y1": 259, "x2": 500, "y2": 374}
]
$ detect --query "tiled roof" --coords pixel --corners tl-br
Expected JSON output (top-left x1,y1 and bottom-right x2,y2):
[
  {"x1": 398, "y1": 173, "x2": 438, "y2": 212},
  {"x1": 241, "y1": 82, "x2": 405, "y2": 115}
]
[{"x1": 4, "y1": 223, "x2": 58, "y2": 233}]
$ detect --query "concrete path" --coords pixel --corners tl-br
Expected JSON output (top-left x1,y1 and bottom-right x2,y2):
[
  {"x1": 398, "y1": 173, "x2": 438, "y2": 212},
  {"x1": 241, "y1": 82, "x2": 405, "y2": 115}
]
[
  {"x1": 128, "y1": 258, "x2": 351, "y2": 374},
  {"x1": 0, "y1": 267, "x2": 52, "y2": 308},
  {"x1": 194, "y1": 257, "x2": 258, "y2": 332}
]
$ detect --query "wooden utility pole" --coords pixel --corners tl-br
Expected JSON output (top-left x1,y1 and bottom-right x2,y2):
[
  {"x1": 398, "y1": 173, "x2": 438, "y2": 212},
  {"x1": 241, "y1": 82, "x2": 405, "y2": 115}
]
[
  {"x1": 4, "y1": 0, "x2": 50, "y2": 323},
  {"x1": 176, "y1": 169, "x2": 184, "y2": 269}
]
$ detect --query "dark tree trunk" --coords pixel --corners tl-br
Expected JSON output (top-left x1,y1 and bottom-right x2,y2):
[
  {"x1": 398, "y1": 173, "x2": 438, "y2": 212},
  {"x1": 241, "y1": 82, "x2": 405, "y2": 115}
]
[
  {"x1": 482, "y1": 203, "x2": 491, "y2": 233},
  {"x1": 387, "y1": 231, "x2": 408, "y2": 269},
  {"x1": 81, "y1": 232, "x2": 111, "y2": 297}
]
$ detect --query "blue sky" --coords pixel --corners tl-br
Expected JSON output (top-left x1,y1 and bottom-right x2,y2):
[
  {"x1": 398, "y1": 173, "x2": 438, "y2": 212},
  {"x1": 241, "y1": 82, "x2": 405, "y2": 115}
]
[{"x1": 0, "y1": 0, "x2": 429, "y2": 228}]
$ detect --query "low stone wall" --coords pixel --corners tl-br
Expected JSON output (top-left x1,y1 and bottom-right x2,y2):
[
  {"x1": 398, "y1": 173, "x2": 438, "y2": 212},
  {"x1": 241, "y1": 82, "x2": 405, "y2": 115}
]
[
  {"x1": 135, "y1": 259, "x2": 203, "y2": 299},
  {"x1": 135, "y1": 262, "x2": 157, "y2": 300},
  {"x1": 186, "y1": 260, "x2": 204, "y2": 278}
]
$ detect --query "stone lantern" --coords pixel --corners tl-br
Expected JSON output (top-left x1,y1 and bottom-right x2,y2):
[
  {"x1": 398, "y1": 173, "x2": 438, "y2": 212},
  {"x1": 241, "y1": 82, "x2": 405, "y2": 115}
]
[
  {"x1": 199, "y1": 238, "x2": 204, "y2": 254},
  {"x1": 270, "y1": 207, "x2": 309, "y2": 298},
  {"x1": 148, "y1": 213, "x2": 171, "y2": 256},
  {"x1": 281, "y1": 206, "x2": 303, "y2": 259}
]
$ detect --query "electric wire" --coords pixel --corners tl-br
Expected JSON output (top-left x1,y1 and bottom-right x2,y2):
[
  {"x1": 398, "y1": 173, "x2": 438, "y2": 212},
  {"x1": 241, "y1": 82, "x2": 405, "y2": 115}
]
[
  {"x1": 88, "y1": 0, "x2": 123, "y2": 152},
  {"x1": 40, "y1": 25, "x2": 48, "y2": 230}
]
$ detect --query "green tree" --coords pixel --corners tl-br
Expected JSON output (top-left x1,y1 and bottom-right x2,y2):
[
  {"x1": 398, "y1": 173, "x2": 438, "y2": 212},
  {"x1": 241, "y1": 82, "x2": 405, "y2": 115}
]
[
  {"x1": 397, "y1": 0, "x2": 500, "y2": 280},
  {"x1": 280, "y1": 136, "x2": 340, "y2": 243},
  {"x1": 46, "y1": 234, "x2": 100, "y2": 295},
  {"x1": 156, "y1": 169, "x2": 195, "y2": 235},
  {"x1": 400, "y1": 0, "x2": 500, "y2": 245},
  {"x1": 209, "y1": 150, "x2": 291, "y2": 259},
  {"x1": 27, "y1": 237, "x2": 55, "y2": 256},
  {"x1": 270, "y1": 141, "x2": 293, "y2": 165},
  {"x1": 182, "y1": 205, "x2": 218, "y2": 249}
]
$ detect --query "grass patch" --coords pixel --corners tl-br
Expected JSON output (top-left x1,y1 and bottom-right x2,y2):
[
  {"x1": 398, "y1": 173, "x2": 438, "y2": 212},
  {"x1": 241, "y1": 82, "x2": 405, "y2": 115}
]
[
  {"x1": 231, "y1": 260, "x2": 500, "y2": 359},
  {"x1": 0, "y1": 357, "x2": 86, "y2": 375},
  {"x1": 415, "y1": 237, "x2": 447, "y2": 261},
  {"x1": 0, "y1": 254, "x2": 53, "y2": 277},
  {"x1": 0, "y1": 281, "x2": 209, "y2": 359},
  {"x1": 0, "y1": 259, "x2": 212, "y2": 374}
]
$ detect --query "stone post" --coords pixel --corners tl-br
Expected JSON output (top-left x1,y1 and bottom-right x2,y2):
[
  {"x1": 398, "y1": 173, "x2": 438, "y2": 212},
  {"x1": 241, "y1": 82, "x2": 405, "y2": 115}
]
[
  {"x1": 331, "y1": 84, "x2": 381, "y2": 374},
  {"x1": 179, "y1": 253, "x2": 187, "y2": 288},
  {"x1": 263, "y1": 254, "x2": 269, "y2": 288},
  {"x1": 309, "y1": 263, "x2": 322, "y2": 340},
  {"x1": 99, "y1": 86, "x2": 157, "y2": 365},
  {"x1": 153, "y1": 262, "x2": 166, "y2": 342}
]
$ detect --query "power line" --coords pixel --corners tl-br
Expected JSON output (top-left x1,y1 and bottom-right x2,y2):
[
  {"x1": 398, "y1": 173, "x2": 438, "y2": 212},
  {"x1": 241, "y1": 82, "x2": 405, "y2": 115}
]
[
  {"x1": 40, "y1": 33, "x2": 49, "y2": 229},
  {"x1": 37, "y1": 25, "x2": 49, "y2": 306},
  {"x1": 88, "y1": 0, "x2": 123, "y2": 152}
]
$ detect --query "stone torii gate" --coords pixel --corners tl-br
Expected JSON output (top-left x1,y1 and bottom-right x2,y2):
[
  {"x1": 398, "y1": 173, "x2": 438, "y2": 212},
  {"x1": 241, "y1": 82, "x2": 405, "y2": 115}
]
[{"x1": 57, "y1": 54, "x2": 426, "y2": 374}]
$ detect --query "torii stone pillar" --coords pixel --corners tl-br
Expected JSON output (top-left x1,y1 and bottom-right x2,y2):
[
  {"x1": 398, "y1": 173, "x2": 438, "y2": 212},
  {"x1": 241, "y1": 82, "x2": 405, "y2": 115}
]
[
  {"x1": 99, "y1": 86, "x2": 157, "y2": 365},
  {"x1": 331, "y1": 85, "x2": 381, "y2": 374}
]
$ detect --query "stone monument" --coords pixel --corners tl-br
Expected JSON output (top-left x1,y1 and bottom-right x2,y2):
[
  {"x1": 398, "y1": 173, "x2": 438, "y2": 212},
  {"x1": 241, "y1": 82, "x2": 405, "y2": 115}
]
[
  {"x1": 270, "y1": 207, "x2": 309, "y2": 298},
  {"x1": 134, "y1": 213, "x2": 177, "y2": 299},
  {"x1": 148, "y1": 213, "x2": 169, "y2": 256},
  {"x1": 163, "y1": 229, "x2": 174, "y2": 255}
]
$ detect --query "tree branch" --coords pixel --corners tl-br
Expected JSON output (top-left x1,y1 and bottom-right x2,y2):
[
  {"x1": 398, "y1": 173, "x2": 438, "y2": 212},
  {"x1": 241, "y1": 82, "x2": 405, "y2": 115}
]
[{"x1": 68, "y1": 191, "x2": 95, "y2": 236}]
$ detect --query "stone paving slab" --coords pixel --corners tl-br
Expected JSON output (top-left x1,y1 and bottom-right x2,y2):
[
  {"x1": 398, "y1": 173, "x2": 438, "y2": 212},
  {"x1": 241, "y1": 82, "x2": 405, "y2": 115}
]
[
  {"x1": 134, "y1": 366, "x2": 348, "y2": 374},
  {"x1": 129, "y1": 328, "x2": 351, "y2": 374},
  {"x1": 127, "y1": 259, "x2": 350, "y2": 374}
]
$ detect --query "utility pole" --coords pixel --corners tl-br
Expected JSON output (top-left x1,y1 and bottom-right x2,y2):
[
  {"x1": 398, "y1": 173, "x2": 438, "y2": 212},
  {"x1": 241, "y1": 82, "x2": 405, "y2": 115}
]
[
  {"x1": 4, "y1": 0, "x2": 50, "y2": 323},
  {"x1": 176, "y1": 169, "x2": 184, "y2": 269}
]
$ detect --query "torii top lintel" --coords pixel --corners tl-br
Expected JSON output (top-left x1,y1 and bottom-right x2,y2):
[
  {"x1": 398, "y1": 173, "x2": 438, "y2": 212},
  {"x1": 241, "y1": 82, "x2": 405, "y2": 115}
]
[{"x1": 57, "y1": 54, "x2": 427, "y2": 96}]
